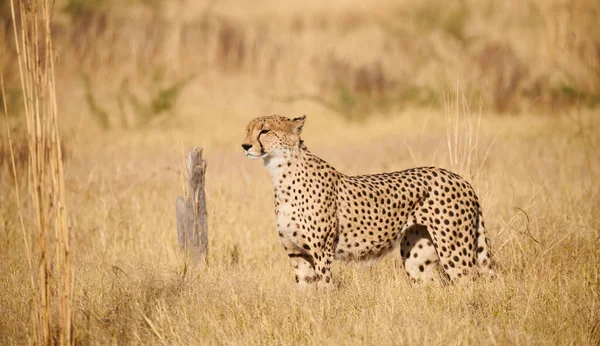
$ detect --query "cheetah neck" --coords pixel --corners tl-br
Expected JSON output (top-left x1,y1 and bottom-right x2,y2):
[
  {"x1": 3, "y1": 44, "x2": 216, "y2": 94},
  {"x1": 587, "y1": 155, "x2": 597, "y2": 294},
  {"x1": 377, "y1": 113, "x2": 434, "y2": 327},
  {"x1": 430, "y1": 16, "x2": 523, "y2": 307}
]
[
  {"x1": 263, "y1": 146, "x2": 314, "y2": 190},
  {"x1": 263, "y1": 146, "x2": 336, "y2": 197},
  {"x1": 263, "y1": 148, "x2": 298, "y2": 185}
]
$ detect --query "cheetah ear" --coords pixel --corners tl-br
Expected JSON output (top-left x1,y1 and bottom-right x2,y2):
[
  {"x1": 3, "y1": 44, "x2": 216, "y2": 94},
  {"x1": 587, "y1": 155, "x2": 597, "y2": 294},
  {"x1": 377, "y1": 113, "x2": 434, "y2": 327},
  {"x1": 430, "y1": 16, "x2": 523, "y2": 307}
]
[{"x1": 291, "y1": 115, "x2": 306, "y2": 135}]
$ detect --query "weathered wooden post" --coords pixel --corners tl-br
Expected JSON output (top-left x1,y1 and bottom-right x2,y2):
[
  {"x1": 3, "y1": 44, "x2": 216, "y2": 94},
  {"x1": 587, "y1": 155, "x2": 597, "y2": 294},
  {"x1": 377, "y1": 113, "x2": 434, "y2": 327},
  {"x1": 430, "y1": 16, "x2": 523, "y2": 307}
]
[{"x1": 176, "y1": 147, "x2": 208, "y2": 265}]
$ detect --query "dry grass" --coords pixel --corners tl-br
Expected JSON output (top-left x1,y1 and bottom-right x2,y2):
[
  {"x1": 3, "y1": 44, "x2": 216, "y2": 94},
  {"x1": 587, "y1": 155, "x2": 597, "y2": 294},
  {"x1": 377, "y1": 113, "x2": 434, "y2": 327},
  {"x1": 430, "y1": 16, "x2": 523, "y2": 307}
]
[
  {"x1": 4, "y1": 0, "x2": 72, "y2": 344},
  {"x1": 1, "y1": 0, "x2": 600, "y2": 345},
  {"x1": 2, "y1": 105, "x2": 599, "y2": 345}
]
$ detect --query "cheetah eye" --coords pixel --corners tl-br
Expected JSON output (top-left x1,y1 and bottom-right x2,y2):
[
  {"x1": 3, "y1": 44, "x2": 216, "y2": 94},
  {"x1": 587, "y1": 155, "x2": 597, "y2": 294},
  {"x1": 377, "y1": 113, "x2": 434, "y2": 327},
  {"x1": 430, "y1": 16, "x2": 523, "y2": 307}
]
[{"x1": 260, "y1": 129, "x2": 270, "y2": 135}]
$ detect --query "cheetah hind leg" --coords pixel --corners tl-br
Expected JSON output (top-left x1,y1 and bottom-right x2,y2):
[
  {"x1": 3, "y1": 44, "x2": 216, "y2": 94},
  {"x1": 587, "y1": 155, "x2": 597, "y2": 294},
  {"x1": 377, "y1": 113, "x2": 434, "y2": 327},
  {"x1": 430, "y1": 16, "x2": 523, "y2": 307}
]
[{"x1": 400, "y1": 224, "x2": 447, "y2": 284}]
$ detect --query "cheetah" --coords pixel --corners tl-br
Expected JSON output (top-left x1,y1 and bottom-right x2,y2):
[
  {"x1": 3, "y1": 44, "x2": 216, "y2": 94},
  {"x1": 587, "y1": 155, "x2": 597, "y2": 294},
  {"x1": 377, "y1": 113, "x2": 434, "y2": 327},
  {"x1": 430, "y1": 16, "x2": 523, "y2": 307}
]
[{"x1": 242, "y1": 115, "x2": 493, "y2": 287}]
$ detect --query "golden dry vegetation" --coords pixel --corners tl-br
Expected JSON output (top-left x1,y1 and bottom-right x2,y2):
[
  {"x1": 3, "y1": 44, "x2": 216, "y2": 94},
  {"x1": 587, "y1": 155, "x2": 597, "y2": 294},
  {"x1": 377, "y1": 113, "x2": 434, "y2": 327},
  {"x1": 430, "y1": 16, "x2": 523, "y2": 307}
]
[{"x1": 1, "y1": 0, "x2": 600, "y2": 344}]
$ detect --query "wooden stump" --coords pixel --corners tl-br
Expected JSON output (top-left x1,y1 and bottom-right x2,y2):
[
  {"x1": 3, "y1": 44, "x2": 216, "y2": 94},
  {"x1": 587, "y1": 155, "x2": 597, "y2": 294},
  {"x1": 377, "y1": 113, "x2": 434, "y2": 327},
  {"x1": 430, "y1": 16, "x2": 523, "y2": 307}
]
[{"x1": 176, "y1": 147, "x2": 208, "y2": 265}]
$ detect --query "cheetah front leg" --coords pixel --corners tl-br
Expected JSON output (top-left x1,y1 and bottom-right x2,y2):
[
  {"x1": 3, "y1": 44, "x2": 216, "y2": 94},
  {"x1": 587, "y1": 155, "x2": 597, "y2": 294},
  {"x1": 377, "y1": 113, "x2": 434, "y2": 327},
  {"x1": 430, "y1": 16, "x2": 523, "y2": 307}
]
[
  {"x1": 287, "y1": 252, "x2": 317, "y2": 288},
  {"x1": 279, "y1": 236, "x2": 317, "y2": 288}
]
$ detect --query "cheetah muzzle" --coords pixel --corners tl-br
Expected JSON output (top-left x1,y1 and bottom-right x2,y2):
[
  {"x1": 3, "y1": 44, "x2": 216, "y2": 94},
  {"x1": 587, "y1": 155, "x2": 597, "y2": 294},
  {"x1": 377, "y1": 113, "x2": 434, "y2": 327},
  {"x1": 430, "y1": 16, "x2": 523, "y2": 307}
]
[{"x1": 242, "y1": 115, "x2": 494, "y2": 288}]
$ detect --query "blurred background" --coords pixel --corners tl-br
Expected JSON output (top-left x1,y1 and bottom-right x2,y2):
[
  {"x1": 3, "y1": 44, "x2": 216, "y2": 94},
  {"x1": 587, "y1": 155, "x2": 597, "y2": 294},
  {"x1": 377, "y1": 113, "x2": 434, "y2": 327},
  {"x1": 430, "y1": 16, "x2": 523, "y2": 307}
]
[
  {"x1": 1, "y1": 1, "x2": 600, "y2": 344},
  {"x1": 1, "y1": 0, "x2": 599, "y2": 130}
]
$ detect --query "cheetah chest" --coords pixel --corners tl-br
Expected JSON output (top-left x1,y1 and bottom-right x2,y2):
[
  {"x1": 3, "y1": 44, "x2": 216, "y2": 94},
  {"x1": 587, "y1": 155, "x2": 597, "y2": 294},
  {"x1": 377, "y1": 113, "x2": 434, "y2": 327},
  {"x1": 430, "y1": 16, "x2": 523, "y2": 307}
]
[{"x1": 275, "y1": 199, "x2": 301, "y2": 243}]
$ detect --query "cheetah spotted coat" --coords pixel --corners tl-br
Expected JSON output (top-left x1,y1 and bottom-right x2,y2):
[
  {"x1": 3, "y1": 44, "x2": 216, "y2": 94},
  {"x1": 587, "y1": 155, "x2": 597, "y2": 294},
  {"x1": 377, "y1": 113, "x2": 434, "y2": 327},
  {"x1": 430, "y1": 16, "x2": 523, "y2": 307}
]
[{"x1": 242, "y1": 115, "x2": 493, "y2": 287}]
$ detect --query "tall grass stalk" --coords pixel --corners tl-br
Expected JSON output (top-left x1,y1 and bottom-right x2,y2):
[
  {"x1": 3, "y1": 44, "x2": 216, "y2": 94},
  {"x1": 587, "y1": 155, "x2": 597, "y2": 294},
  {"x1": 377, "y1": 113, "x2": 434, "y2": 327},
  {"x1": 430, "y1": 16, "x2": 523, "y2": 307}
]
[
  {"x1": 444, "y1": 81, "x2": 483, "y2": 182},
  {"x1": 9, "y1": 0, "x2": 72, "y2": 344}
]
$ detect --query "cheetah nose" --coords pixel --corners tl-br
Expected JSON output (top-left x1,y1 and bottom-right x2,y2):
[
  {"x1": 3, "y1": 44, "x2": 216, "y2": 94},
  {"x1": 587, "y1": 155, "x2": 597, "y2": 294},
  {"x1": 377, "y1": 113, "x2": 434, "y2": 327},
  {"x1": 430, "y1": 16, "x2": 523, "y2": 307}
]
[{"x1": 242, "y1": 144, "x2": 252, "y2": 151}]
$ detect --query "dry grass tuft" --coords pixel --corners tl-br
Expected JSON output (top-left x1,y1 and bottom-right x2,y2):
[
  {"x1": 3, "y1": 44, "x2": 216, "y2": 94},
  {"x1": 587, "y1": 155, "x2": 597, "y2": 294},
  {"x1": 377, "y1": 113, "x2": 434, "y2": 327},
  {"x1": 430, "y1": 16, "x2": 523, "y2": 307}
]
[{"x1": 1, "y1": 0, "x2": 600, "y2": 345}]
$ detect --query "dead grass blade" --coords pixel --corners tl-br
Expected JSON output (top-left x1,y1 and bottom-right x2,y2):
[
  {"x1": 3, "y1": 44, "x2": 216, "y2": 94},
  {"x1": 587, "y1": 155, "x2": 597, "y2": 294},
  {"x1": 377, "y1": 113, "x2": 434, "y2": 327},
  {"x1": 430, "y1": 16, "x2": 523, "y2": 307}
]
[{"x1": 9, "y1": 0, "x2": 72, "y2": 343}]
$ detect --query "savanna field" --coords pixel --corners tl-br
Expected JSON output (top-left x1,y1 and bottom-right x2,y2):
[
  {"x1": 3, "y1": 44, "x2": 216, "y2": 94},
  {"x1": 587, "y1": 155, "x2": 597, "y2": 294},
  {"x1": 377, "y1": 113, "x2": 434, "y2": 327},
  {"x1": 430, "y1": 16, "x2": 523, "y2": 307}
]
[{"x1": 1, "y1": 0, "x2": 600, "y2": 344}]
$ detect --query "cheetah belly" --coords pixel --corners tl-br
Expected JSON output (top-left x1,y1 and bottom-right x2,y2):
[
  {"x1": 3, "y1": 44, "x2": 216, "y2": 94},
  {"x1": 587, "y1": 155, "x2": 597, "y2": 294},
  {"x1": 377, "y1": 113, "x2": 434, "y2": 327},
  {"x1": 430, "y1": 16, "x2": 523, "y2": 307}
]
[{"x1": 334, "y1": 213, "x2": 407, "y2": 261}]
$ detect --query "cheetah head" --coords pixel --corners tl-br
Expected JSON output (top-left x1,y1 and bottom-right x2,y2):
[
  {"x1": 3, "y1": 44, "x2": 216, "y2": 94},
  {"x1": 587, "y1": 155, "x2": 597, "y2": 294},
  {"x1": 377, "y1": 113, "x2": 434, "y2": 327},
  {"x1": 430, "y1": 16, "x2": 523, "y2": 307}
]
[{"x1": 242, "y1": 115, "x2": 306, "y2": 160}]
